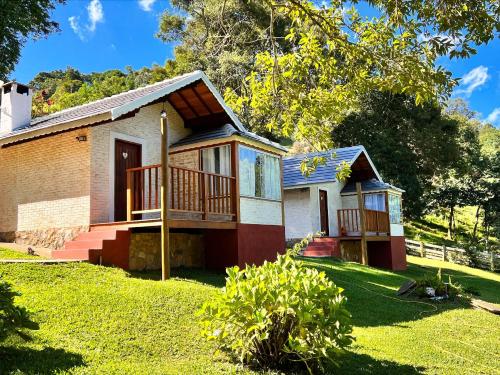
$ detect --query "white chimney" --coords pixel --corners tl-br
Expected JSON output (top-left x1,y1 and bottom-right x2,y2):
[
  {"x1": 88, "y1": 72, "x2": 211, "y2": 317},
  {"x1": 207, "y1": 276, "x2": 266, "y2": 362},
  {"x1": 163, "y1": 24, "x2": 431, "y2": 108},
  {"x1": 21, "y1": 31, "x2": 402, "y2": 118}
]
[{"x1": 0, "y1": 81, "x2": 33, "y2": 134}]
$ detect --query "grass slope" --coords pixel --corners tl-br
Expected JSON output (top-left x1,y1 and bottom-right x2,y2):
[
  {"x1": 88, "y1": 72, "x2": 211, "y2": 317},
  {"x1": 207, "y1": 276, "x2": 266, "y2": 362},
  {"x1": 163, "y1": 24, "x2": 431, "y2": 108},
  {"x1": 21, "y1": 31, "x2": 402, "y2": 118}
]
[
  {"x1": 405, "y1": 207, "x2": 498, "y2": 248},
  {"x1": 0, "y1": 252, "x2": 499, "y2": 374}
]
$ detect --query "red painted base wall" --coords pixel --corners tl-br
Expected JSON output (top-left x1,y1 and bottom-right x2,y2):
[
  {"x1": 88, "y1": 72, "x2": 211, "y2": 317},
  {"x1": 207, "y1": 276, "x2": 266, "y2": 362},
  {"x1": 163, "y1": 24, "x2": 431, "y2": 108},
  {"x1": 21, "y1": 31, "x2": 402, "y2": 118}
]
[
  {"x1": 204, "y1": 224, "x2": 285, "y2": 271},
  {"x1": 367, "y1": 236, "x2": 407, "y2": 271}
]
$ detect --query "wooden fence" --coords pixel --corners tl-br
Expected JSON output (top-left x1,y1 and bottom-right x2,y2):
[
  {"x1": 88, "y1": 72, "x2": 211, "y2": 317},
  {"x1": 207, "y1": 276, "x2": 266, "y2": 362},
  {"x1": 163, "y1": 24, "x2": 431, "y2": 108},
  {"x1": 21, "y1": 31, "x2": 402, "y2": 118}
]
[{"x1": 405, "y1": 239, "x2": 499, "y2": 271}]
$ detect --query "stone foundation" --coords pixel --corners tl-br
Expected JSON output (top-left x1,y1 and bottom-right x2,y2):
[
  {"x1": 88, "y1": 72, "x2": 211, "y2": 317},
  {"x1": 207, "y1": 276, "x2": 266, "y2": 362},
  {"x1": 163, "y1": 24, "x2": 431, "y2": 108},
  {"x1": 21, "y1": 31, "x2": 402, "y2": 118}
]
[
  {"x1": 129, "y1": 232, "x2": 205, "y2": 271},
  {"x1": 0, "y1": 226, "x2": 89, "y2": 250}
]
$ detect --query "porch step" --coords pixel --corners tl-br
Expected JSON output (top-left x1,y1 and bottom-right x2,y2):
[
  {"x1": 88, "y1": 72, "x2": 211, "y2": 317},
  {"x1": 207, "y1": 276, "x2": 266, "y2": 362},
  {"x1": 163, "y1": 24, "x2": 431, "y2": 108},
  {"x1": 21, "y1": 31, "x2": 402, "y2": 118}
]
[
  {"x1": 52, "y1": 228, "x2": 131, "y2": 269},
  {"x1": 52, "y1": 248, "x2": 102, "y2": 263},
  {"x1": 302, "y1": 237, "x2": 340, "y2": 258}
]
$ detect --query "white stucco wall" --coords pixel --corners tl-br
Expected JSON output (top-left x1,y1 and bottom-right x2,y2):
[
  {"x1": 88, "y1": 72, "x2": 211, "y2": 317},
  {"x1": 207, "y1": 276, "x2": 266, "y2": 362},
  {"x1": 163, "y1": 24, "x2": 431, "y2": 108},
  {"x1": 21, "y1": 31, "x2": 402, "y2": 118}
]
[
  {"x1": 284, "y1": 180, "x2": 346, "y2": 239},
  {"x1": 239, "y1": 197, "x2": 283, "y2": 226},
  {"x1": 284, "y1": 188, "x2": 312, "y2": 239},
  {"x1": 308, "y1": 181, "x2": 345, "y2": 237},
  {"x1": 390, "y1": 224, "x2": 404, "y2": 236}
]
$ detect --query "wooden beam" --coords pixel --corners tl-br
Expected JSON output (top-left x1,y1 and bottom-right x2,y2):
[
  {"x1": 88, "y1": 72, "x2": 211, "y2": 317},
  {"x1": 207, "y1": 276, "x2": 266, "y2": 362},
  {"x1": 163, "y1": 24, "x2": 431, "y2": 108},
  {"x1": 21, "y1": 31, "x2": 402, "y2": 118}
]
[
  {"x1": 177, "y1": 90, "x2": 201, "y2": 117},
  {"x1": 191, "y1": 87, "x2": 213, "y2": 114},
  {"x1": 126, "y1": 171, "x2": 134, "y2": 222},
  {"x1": 356, "y1": 182, "x2": 368, "y2": 265},
  {"x1": 161, "y1": 114, "x2": 170, "y2": 280},
  {"x1": 279, "y1": 156, "x2": 285, "y2": 226}
]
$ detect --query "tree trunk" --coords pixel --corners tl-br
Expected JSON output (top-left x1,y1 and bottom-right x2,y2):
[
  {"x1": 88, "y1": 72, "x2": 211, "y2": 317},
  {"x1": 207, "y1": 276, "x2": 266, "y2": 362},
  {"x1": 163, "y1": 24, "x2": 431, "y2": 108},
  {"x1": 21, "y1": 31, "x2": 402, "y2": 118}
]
[
  {"x1": 472, "y1": 206, "x2": 480, "y2": 240},
  {"x1": 447, "y1": 206, "x2": 454, "y2": 240}
]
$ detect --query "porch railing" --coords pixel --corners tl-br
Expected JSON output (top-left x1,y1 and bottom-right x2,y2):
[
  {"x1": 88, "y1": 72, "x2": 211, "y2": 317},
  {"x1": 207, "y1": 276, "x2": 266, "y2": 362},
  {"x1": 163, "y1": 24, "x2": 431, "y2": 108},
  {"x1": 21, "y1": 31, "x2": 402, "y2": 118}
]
[
  {"x1": 337, "y1": 208, "x2": 390, "y2": 236},
  {"x1": 126, "y1": 164, "x2": 236, "y2": 221}
]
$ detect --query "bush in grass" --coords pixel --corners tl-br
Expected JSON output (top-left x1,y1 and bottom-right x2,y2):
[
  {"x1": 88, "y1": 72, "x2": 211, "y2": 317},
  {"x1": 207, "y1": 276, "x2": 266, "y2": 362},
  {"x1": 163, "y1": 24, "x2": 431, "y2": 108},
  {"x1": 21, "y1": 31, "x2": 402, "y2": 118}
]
[
  {"x1": 414, "y1": 268, "x2": 462, "y2": 299},
  {"x1": 199, "y1": 253, "x2": 353, "y2": 372},
  {"x1": 0, "y1": 275, "x2": 32, "y2": 341}
]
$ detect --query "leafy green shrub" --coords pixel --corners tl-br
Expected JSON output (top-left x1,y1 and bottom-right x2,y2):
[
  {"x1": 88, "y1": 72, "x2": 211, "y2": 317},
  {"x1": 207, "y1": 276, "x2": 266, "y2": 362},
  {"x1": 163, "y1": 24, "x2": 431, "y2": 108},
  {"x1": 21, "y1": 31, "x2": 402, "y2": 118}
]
[
  {"x1": 414, "y1": 269, "x2": 462, "y2": 299},
  {"x1": 199, "y1": 254, "x2": 353, "y2": 372},
  {"x1": 0, "y1": 275, "x2": 32, "y2": 340}
]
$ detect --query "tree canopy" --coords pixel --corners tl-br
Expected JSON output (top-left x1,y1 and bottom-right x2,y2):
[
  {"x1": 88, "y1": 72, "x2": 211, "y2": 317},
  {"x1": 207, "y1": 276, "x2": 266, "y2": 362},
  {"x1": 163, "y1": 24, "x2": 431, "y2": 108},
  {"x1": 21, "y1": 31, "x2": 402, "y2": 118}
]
[{"x1": 0, "y1": 0, "x2": 65, "y2": 81}]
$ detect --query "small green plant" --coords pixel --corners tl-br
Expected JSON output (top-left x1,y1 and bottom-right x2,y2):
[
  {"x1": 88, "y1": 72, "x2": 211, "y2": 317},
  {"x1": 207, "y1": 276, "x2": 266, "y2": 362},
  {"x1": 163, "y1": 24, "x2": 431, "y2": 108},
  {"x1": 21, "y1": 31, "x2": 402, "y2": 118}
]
[
  {"x1": 414, "y1": 268, "x2": 462, "y2": 299},
  {"x1": 0, "y1": 275, "x2": 33, "y2": 340},
  {"x1": 199, "y1": 253, "x2": 353, "y2": 373}
]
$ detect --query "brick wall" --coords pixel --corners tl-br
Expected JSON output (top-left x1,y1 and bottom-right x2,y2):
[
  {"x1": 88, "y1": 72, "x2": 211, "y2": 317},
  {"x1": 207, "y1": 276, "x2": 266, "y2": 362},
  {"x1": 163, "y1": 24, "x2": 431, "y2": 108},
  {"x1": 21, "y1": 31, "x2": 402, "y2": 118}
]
[
  {"x1": 89, "y1": 102, "x2": 189, "y2": 223},
  {"x1": 0, "y1": 128, "x2": 91, "y2": 233}
]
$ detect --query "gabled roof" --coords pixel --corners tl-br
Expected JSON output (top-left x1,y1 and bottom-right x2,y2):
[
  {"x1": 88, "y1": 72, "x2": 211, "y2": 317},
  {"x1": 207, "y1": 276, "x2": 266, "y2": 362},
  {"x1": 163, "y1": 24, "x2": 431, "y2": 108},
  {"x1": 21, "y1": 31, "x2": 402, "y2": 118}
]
[
  {"x1": 341, "y1": 179, "x2": 405, "y2": 194},
  {"x1": 0, "y1": 71, "x2": 250, "y2": 146},
  {"x1": 171, "y1": 123, "x2": 287, "y2": 151},
  {"x1": 283, "y1": 145, "x2": 382, "y2": 188}
]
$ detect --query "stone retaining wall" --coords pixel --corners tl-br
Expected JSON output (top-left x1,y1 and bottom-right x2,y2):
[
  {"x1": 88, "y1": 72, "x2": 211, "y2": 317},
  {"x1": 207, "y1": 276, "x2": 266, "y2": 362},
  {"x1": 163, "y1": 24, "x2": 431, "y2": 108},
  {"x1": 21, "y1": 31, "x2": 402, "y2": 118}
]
[
  {"x1": 0, "y1": 226, "x2": 89, "y2": 250},
  {"x1": 128, "y1": 232, "x2": 204, "y2": 270}
]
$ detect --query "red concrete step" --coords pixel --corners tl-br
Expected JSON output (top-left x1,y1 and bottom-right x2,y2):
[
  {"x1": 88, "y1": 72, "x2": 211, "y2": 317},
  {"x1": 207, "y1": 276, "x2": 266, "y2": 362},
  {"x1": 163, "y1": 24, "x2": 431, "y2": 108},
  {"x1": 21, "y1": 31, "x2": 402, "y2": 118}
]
[
  {"x1": 303, "y1": 249, "x2": 332, "y2": 257},
  {"x1": 74, "y1": 230, "x2": 119, "y2": 241},
  {"x1": 305, "y1": 245, "x2": 333, "y2": 252},
  {"x1": 311, "y1": 237, "x2": 337, "y2": 243},
  {"x1": 64, "y1": 239, "x2": 103, "y2": 251},
  {"x1": 52, "y1": 248, "x2": 101, "y2": 262}
]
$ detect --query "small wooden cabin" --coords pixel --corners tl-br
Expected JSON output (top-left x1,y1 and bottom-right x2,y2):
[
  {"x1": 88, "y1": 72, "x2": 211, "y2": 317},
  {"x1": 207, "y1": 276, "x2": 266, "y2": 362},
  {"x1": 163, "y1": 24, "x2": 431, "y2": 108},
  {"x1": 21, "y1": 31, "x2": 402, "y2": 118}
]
[
  {"x1": 283, "y1": 146, "x2": 406, "y2": 270},
  {"x1": 0, "y1": 71, "x2": 286, "y2": 274}
]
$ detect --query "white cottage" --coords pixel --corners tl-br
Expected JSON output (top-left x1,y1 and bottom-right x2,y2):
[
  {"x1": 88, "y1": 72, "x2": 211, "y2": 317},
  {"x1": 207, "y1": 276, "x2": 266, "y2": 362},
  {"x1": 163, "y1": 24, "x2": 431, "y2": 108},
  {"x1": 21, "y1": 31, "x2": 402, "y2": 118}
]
[{"x1": 283, "y1": 146, "x2": 406, "y2": 270}]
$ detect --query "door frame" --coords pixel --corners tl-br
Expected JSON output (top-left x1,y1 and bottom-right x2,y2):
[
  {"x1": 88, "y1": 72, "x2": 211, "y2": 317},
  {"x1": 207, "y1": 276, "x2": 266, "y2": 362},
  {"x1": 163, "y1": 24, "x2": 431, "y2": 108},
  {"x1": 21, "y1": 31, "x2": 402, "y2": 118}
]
[
  {"x1": 319, "y1": 189, "x2": 329, "y2": 236},
  {"x1": 108, "y1": 131, "x2": 145, "y2": 222}
]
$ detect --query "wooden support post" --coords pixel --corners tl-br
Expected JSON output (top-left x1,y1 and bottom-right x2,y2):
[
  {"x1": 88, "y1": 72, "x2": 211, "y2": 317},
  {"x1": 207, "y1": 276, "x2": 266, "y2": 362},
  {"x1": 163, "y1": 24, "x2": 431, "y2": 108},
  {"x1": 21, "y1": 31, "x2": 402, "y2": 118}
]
[
  {"x1": 160, "y1": 114, "x2": 170, "y2": 281},
  {"x1": 420, "y1": 242, "x2": 425, "y2": 258},
  {"x1": 356, "y1": 182, "x2": 368, "y2": 265},
  {"x1": 126, "y1": 171, "x2": 134, "y2": 222},
  {"x1": 442, "y1": 245, "x2": 447, "y2": 262}
]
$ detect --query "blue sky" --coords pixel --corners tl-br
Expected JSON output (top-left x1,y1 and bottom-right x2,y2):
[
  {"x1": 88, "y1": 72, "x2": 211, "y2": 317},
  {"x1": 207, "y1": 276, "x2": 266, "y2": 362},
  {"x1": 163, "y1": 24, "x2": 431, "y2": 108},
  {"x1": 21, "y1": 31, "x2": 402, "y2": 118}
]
[{"x1": 12, "y1": 0, "x2": 500, "y2": 126}]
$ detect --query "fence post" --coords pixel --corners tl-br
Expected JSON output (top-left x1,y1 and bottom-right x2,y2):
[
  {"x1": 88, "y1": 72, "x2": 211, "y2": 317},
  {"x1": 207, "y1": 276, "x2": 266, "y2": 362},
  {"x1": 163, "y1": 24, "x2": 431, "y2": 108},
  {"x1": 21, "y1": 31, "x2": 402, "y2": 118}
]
[
  {"x1": 442, "y1": 245, "x2": 447, "y2": 261},
  {"x1": 420, "y1": 242, "x2": 425, "y2": 258},
  {"x1": 491, "y1": 251, "x2": 495, "y2": 272}
]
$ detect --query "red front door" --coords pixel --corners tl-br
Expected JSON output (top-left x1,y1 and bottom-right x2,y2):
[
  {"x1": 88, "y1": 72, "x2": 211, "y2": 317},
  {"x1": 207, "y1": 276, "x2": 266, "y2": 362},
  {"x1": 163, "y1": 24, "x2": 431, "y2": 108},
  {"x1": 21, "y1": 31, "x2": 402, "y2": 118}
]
[{"x1": 114, "y1": 140, "x2": 141, "y2": 221}]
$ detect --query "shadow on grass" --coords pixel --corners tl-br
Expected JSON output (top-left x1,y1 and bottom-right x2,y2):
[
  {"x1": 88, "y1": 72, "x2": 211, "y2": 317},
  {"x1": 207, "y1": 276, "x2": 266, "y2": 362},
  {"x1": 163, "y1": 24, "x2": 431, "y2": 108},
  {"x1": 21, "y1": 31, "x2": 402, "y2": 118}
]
[
  {"x1": 331, "y1": 351, "x2": 425, "y2": 374},
  {"x1": 302, "y1": 257, "x2": 470, "y2": 328},
  {"x1": 127, "y1": 267, "x2": 226, "y2": 288},
  {"x1": 0, "y1": 346, "x2": 85, "y2": 374}
]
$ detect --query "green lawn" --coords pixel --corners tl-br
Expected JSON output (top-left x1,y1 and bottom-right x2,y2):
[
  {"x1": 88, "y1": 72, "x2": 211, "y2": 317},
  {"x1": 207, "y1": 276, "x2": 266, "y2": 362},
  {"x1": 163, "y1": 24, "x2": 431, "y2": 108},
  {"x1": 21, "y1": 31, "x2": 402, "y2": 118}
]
[
  {"x1": 0, "y1": 251, "x2": 499, "y2": 374},
  {"x1": 0, "y1": 248, "x2": 44, "y2": 260}
]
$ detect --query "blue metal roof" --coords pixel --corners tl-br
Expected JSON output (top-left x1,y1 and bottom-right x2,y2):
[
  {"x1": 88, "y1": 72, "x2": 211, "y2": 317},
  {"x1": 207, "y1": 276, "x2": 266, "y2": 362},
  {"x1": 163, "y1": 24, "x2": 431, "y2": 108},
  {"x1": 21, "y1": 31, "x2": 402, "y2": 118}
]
[
  {"x1": 283, "y1": 146, "x2": 365, "y2": 188},
  {"x1": 341, "y1": 179, "x2": 405, "y2": 194}
]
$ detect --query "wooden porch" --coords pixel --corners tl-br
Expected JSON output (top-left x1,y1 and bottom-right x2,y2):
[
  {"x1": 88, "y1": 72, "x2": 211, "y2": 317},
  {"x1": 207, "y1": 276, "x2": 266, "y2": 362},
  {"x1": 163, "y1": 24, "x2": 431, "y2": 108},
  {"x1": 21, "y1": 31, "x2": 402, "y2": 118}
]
[
  {"x1": 124, "y1": 163, "x2": 238, "y2": 229},
  {"x1": 337, "y1": 208, "x2": 390, "y2": 239}
]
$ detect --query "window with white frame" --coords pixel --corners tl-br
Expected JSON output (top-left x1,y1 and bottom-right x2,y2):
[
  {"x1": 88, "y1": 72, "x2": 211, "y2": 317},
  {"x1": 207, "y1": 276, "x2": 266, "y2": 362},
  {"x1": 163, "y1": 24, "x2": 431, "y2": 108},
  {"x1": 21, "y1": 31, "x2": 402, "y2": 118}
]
[
  {"x1": 201, "y1": 145, "x2": 231, "y2": 176},
  {"x1": 239, "y1": 145, "x2": 281, "y2": 200},
  {"x1": 364, "y1": 193, "x2": 386, "y2": 211},
  {"x1": 389, "y1": 193, "x2": 402, "y2": 224}
]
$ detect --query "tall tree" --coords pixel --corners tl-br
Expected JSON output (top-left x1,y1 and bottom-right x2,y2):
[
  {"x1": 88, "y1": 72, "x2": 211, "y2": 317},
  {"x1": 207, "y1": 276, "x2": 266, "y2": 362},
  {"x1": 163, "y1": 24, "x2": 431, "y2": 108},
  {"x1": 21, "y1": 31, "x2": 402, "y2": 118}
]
[
  {"x1": 156, "y1": 0, "x2": 290, "y2": 93},
  {"x1": 333, "y1": 92, "x2": 461, "y2": 218},
  {"x1": 227, "y1": 0, "x2": 499, "y2": 153},
  {"x1": 0, "y1": 0, "x2": 65, "y2": 80}
]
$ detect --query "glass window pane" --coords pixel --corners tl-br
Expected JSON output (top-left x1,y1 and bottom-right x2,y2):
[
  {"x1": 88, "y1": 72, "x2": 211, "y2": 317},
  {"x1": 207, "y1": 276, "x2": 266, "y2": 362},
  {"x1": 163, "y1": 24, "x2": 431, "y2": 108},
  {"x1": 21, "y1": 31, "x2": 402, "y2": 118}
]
[
  {"x1": 239, "y1": 145, "x2": 281, "y2": 200},
  {"x1": 389, "y1": 194, "x2": 402, "y2": 224}
]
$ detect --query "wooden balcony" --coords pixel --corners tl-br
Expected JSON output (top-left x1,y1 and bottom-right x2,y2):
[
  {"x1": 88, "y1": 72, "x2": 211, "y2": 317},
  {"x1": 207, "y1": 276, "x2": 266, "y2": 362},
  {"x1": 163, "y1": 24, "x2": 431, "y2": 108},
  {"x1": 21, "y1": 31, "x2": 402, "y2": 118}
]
[
  {"x1": 126, "y1": 164, "x2": 237, "y2": 227},
  {"x1": 337, "y1": 208, "x2": 390, "y2": 238}
]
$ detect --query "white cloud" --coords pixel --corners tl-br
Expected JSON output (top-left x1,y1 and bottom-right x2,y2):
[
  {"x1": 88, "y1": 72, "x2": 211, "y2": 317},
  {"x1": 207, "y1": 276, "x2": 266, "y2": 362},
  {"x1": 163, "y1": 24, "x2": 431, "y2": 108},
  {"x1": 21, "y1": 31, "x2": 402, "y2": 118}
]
[
  {"x1": 455, "y1": 66, "x2": 490, "y2": 97},
  {"x1": 68, "y1": 16, "x2": 85, "y2": 40},
  {"x1": 486, "y1": 108, "x2": 500, "y2": 126},
  {"x1": 69, "y1": 0, "x2": 104, "y2": 40},
  {"x1": 87, "y1": 0, "x2": 104, "y2": 32},
  {"x1": 138, "y1": 0, "x2": 157, "y2": 11}
]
